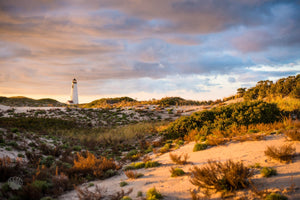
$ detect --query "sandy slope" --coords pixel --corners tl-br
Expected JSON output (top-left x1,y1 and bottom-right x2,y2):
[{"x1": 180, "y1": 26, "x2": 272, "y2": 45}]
[{"x1": 60, "y1": 134, "x2": 300, "y2": 200}]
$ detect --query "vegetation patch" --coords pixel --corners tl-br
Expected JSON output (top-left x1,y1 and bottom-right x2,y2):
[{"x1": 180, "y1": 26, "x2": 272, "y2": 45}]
[
  {"x1": 146, "y1": 187, "x2": 163, "y2": 200},
  {"x1": 190, "y1": 160, "x2": 253, "y2": 196},
  {"x1": 264, "y1": 144, "x2": 296, "y2": 163},
  {"x1": 193, "y1": 143, "x2": 207, "y2": 152},
  {"x1": 265, "y1": 192, "x2": 288, "y2": 200},
  {"x1": 260, "y1": 167, "x2": 277, "y2": 177},
  {"x1": 124, "y1": 170, "x2": 144, "y2": 179},
  {"x1": 169, "y1": 167, "x2": 185, "y2": 177},
  {"x1": 169, "y1": 153, "x2": 189, "y2": 165}
]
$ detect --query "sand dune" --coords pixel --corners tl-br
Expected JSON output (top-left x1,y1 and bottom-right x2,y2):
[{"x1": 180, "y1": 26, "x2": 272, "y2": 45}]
[{"x1": 60, "y1": 134, "x2": 300, "y2": 200}]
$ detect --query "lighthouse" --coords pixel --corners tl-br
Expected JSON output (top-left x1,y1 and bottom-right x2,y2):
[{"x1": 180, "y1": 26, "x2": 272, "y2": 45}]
[{"x1": 67, "y1": 78, "x2": 79, "y2": 104}]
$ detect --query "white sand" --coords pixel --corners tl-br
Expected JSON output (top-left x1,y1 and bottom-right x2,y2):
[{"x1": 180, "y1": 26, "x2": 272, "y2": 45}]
[{"x1": 59, "y1": 134, "x2": 300, "y2": 200}]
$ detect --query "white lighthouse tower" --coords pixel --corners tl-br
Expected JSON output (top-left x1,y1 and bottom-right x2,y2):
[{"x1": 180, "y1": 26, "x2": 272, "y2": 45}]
[{"x1": 67, "y1": 78, "x2": 79, "y2": 104}]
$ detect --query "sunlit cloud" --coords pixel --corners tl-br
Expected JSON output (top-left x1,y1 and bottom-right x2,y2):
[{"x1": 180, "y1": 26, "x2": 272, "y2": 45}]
[{"x1": 0, "y1": 0, "x2": 299, "y2": 103}]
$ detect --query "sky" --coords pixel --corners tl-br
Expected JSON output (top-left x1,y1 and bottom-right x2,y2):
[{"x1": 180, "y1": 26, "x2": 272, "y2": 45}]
[{"x1": 0, "y1": 0, "x2": 299, "y2": 103}]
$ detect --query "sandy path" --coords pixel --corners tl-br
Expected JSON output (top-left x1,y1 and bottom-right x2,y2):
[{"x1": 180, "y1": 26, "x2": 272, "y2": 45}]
[{"x1": 60, "y1": 134, "x2": 300, "y2": 200}]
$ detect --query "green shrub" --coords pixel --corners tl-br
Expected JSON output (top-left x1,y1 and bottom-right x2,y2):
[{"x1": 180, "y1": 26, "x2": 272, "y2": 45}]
[
  {"x1": 72, "y1": 145, "x2": 82, "y2": 151},
  {"x1": 5, "y1": 147, "x2": 12, "y2": 151},
  {"x1": 145, "y1": 161, "x2": 161, "y2": 168},
  {"x1": 17, "y1": 153, "x2": 25, "y2": 158},
  {"x1": 127, "y1": 149, "x2": 138, "y2": 157},
  {"x1": 265, "y1": 193, "x2": 288, "y2": 200},
  {"x1": 261, "y1": 167, "x2": 277, "y2": 177},
  {"x1": 88, "y1": 183, "x2": 94, "y2": 187},
  {"x1": 31, "y1": 180, "x2": 50, "y2": 193},
  {"x1": 120, "y1": 181, "x2": 128, "y2": 187},
  {"x1": 7, "y1": 141, "x2": 18, "y2": 147},
  {"x1": 132, "y1": 162, "x2": 145, "y2": 169},
  {"x1": 121, "y1": 196, "x2": 132, "y2": 200},
  {"x1": 40, "y1": 156, "x2": 55, "y2": 167},
  {"x1": 159, "y1": 143, "x2": 170, "y2": 153},
  {"x1": 170, "y1": 167, "x2": 185, "y2": 177},
  {"x1": 193, "y1": 143, "x2": 207, "y2": 152},
  {"x1": 146, "y1": 187, "x2": 163, "y2": 200},
  {"x1": 11, "y1": 128, "x2": 19, "y2": 133},
  {"x1": 164, "y1": 101, "x2": 281, "y2": 139},
  {"x1": 137, "y1": 191, "x2": 143, "y2": 197}
]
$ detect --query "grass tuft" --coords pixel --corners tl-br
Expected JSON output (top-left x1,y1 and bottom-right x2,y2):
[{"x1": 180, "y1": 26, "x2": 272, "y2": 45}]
[
  {"x1": 124, "y1": 170, "x2": 144, "y2": 179},
  {"x1": 169, "y1": 167, "x2": 185, "y2": 177},
  {"x1": 190, "y1": 160, "x2": 253, "y2": 195},
  {"x1": 264, "y1": 144, "x2": 296, "y2": 163},
  {"x1": 169, "y1": 153, "x2": 189, "y2": 165},
  {"x1": 260, "y1": 167, "x2": 277, "y2": 177}
]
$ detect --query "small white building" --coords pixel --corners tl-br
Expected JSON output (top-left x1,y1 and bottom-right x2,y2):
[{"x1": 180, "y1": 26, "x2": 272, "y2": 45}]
[{"x1": 67, "y1": 78, "x2": 79, "y2": 104}]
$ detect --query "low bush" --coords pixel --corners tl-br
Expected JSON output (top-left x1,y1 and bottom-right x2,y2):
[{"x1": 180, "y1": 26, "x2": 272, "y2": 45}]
[
  {"x1": 120, "y1": 181, "x2": 128, "y2": 187},
  {"x1": 169, "y1": 153, "x2": 189, "y2": 165},
  {"x1": 193, "y1": 143, "x2": 207, "y2": 152},
  {"x1": 190, "y1": 160, "x2": 253, "y2": 195},
  {"x1": 169, "y1": 167, "x2": 185, "y2": 177},
  {"x1": 159, "y1": 143, "x2": 170, "y2": 153},
  {"x1": 264, "y1": 144, "x2": 296, "y2": 163},
  {"x1": 132, "y1": 162, "x2": 145, "y2": 169},
  {"x1": 146, "y1": 187, "x2": 163, "y2": 200},
  {"x1": 69, "y1": 150, "x2": 118, "y2": 179},
  {"x1": 260, "y1": 167, "x2": 277, "y2": 177},
  {"x1": 52, "y1": 173, "x2": 70, "y2": 195},
  {"x1": 265, "y1": 193, "x2": 288, "y2": 200},
  {"x1": 121, "y1": 196, "x2": 132, "y2": 200},
  {"x1": 145, "y1": 161, "x2": 161, "y2": 168},
  {"x1": 124, "y1": 170, "x2": 144, "y2": 179}
]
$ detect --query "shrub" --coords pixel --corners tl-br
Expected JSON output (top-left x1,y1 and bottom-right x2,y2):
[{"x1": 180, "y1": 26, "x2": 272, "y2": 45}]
[
  {"x1": 120, "y1": 181, "x2": 128, "y2": 187},
  {"x1": 169, "y1": 153, "x2": 189, "y2": 165},
  {"x1": 265, "y1": 193, "x2": 288, "y2": 200},
  {"x1": 124, "y1": 170, "x2": 144, "y2": 179},
  {"x1": 145, "y1": 161, "x2": 161, "y2": 168},
  {"x1": 121, "y1": 196, "x2": 132, "y2": 200},
  {"x1": 190, "y1": 160, "x2": 253, "y2": 195},
  {"x1": 137, "y1": 191, "x2": 143, "y2": 197},
  {"x1": 193, "y1": 143, "x2": 207, "y2": 152},
  {"x1": 132, "y1": 162, "x2": 145, "y2": 169},
  {"x1": 31, "y1": 180, "x2": 50, "y2": 193},
  {"x1": 70, "y1": 150, "x2": 118, "y2": 179},
  {"x1": 146, "y1": 187, "x2": 163, "y2": 200},
  {"x1": 159, "y1": 143, "x2": 170, "y2": 153},
  {"x1": 264, "y1": 144, "x2": 296, "y2": 163},
  {"x1": 169, "y1": 167, "x2": 185, "y2": 177},
  {"x1": 285, "y1": 129, "x2": 300, "y2": 141},
  {"x1": 52, "y1": 173, "x2": 70, "y2": 195},
  {"x1": 261, "y1": 167, "x2": 277, "y2": 177}
]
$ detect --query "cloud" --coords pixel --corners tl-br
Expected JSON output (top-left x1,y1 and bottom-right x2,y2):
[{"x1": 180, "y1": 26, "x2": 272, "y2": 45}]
[{"x1": 0, "y1": 0, "x2": 299, "y2": 101}]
